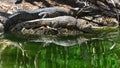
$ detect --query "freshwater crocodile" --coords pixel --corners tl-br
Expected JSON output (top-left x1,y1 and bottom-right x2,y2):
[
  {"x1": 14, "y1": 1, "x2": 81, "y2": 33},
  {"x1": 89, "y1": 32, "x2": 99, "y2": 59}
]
[
  {"x1": 11, "y1": 16, "x2": 92, "y2": 33},
  {"x1": 4, "y1": 7, "x2": 79, "y2": 31},
  {"x1": 11, "y1": 16, "x2": 119, "y2": 35}
]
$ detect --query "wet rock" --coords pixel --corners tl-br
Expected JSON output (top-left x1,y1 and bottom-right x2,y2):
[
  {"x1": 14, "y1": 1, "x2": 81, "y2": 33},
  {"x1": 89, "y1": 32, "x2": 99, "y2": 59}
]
[
  {"x1": 20, "y1": 26, "x2": 59, "y2": 35},
  {"x1": 93, "y1": 17, "x2": 119, "y2": 26}
]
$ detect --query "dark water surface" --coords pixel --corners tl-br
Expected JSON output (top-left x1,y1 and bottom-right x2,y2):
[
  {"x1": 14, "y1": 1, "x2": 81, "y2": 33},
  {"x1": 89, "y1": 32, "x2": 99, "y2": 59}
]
[{"x1": 0, "y1": 28, "x2": 120, "y2": 68}]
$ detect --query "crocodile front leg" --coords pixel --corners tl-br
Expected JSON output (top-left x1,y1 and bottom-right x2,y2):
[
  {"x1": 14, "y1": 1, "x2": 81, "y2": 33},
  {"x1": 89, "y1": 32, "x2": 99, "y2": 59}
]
[{"x1": 38, "y1": 12, "x2": 50, "y2": 18}]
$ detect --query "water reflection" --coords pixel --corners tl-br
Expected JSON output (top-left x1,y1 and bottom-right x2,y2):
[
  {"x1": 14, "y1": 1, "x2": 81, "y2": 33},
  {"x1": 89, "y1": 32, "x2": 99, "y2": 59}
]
[
  {"x1": 30, "y1": 35, "x2": 89, "y2": 46},
  {"x1": 0, "y1": 28, "x2": 120, "y2": 68}
]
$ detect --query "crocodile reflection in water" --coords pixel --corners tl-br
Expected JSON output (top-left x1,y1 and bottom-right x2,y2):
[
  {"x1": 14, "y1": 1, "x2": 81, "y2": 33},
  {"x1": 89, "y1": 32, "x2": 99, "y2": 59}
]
[
  {"x1": 30, "y1": 36, "x2": 88, "y2": 46},
  {"x1": 29, "y1": 30, "x2": 119, "y2": 46}
]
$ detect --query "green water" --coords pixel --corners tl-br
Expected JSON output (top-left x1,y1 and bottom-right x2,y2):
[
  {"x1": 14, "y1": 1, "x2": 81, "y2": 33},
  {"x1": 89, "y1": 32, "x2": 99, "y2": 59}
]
[{"x1": 0, "y1": 28, "x2": 120, "y2": 68}]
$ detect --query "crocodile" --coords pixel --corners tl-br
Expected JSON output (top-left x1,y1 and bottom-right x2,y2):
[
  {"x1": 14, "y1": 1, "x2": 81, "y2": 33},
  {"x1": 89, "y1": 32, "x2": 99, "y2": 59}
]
[
  {"x1": 11, "y1": 16, "x2": 92, "y2": 33},
  {"x1": 11, "y1": 16, "x2": 119, "y2": 35},
  {"x1": 4, "y1": 7, "x2": 79, "y2": 31}
]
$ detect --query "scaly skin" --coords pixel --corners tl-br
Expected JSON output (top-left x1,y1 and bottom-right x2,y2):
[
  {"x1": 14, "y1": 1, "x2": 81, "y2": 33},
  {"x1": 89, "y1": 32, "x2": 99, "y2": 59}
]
[
  {"x1": 4, "y1": 7, "x2": 79, "y2": 32},
  {"x1": 11, "y1": 16, "x2": 91, "y2": 33}
]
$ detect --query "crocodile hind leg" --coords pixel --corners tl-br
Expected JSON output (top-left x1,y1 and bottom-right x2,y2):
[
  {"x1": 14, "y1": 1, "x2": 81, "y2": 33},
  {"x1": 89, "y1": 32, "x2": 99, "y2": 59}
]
[{"x1": 38, "y1": 12, "x2": 50, "y2": 18}]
